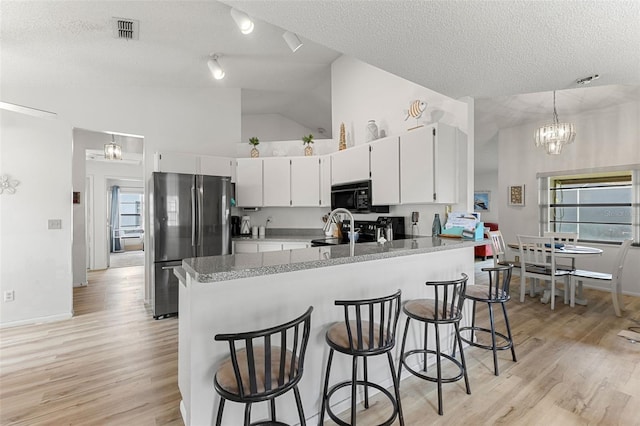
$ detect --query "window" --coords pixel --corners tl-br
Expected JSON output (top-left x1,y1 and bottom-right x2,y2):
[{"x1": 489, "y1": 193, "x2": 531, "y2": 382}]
[
  {"x1": 539, "y1": 168, "x2": 639, "y2": 245},
  {"x1": 119, "y1": 192, "x2": 143, "y2": 232}
]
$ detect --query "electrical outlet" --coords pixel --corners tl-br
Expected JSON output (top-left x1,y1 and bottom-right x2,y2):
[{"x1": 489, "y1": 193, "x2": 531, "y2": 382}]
[
  {"x1": 4, "y1": 290, "x2": 15, "y2": 302},
  {"x1": 48, "y1": 219, "x2": 62, "y2": 230}
]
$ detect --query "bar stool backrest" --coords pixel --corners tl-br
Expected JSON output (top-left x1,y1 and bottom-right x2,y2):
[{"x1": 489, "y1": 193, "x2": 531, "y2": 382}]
[
  {"x1": 214, "y1": 306, "x2": 313, "y2": 400},
  {"x1": 334, "y1": 290, "x2": 402, "y2": 354},
  {"x1": 481, "y1": 265, "x2": 513, "y2": 302},
  {"x1": 424, "y1": 274, "x2": 468, "y2": 322}
]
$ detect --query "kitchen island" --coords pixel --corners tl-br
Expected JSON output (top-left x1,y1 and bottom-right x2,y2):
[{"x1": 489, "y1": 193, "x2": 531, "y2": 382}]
[{"x1": 176, "y1": 236, "x2": 485, "y2": 426}]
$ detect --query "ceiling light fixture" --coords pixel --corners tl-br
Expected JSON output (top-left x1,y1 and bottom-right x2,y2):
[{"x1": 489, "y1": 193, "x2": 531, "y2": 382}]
[
  {"x1": 576, "y1": 74, "x2": 600, "y2": 85},
  {"x1": 230, "y1": 8, "x2": 254, "y2": 35},
  {"x1": 208, "y1": 54, "x2": 225, "y2": 80},
  {"x1": 283, "y1": 31, "x2": 303, "y2": 52},
  {"x1": 534, "y1": 90, "x2": 576, "y2": 155},
  {"x1": 104, "y1": 134, "x2": 122, "y2": 160}
]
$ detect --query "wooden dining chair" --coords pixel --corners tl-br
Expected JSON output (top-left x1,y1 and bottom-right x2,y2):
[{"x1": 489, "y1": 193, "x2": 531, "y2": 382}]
[
  {"x1": 517, "y1": 235, "x2": 572, "y2": 310},
  {"x1": 571, "y1": 239, "x2": 632, "y2": 316},
  {"x1": 543, "y1": 231, "x2": 578, "y2": 271}
]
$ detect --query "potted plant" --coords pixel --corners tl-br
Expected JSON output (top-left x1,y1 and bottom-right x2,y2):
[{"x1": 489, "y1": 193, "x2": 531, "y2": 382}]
[
  {"x1": 302, "y1": 134, "x2": 314, "y2": 156},
  {"x1": 249, "y1": 137, "x2": 259, "y2": 158}
]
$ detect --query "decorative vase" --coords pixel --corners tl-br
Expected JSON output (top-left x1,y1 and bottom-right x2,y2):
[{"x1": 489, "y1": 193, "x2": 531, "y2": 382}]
[
  {"x1": 250, "y1": 147, "x2": 259, "y2": 158},
  {"x1": 366, "y1": 120, "x2": 378, "y2": 142},
  {"x1": 304, "y1": 145, "x2": 313, "y2": 156},
  {"x1": 432, "y1": 213, "x2": 441, "y2": 237},
  {"x1": 339, "y1": 122, "x2": 347, "y2": 151}
]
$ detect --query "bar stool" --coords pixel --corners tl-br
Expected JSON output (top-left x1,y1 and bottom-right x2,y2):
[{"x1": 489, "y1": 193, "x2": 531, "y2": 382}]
[
  {"x1": 213, "y1": 306, "x2": 313, "y2": 426},
  {"x1": 459, "y1": 265, "x2": 516, "y2": 376},
  {"x1": 397, "y1": 274, "x2": 470, "y2": 416},
  {"x1": 319, "y1": 290, "x2": 404, "y2": 426}
]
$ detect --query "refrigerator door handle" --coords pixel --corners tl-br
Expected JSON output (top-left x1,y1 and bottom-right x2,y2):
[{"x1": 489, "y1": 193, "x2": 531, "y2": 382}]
[
  {"x1": 197, "y1": 180, "x2": 204, "y2": 247},
  {"x1": 161, "y1": 265, "x2": 178, "y2": 270},
  {"x1": 191, "y1": 186, "x2": 197, "y2": 246}
]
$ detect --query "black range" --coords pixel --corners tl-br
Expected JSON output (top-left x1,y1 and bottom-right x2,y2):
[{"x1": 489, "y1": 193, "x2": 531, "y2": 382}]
[{"x1": 310, "y1": 216, "x2": 406, "y2": 247}]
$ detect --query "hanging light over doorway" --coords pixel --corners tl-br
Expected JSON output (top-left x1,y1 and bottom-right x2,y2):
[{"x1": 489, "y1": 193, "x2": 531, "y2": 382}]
[{"x1": 105, "y1": 134, "x2": 122, "y2": 160}]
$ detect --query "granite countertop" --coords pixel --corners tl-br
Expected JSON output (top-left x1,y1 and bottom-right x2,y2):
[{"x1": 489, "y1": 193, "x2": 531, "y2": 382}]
[{"x1": 182, "y1": 236, "x2": 488, "y2": 283}]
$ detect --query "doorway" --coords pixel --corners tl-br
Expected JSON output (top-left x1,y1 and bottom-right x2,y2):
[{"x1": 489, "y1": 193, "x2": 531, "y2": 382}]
[{"x1": 107, "y1": 180, "x2": 145, "y2": 269}]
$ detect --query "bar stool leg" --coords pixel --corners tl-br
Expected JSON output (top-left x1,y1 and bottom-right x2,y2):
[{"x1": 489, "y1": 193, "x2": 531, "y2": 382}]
[
  {"x1": 363, "y1": 356, "x2": 369, "y2": 408},
  {"x1": 319, "y1": 349, "x2": 335, "y2": 426},
  {"x1": 387, "y1": 351, "x2": 405, "y2": 426},
  {"x1": 423, "y1": 321, "x2": 429, "y2": 372},
  {"x1": 244, "y1": 403, "x2": 252, "y2": 426},
  {"x1": 434, "y1": 322, "x2": 443, "y2": 415},
  {"x1": 454, "y1": 322, "x2": 471, "y2": 395},
  {"x1": 397, "y1": 317, "x2": 411, "y2": 382},
  {"x1": 351, "y1": 355, "x2": 358, "y2": 425},
  {"x1": 293, "y1": 386, "x2": 306, "y2": 426},
  {"x1": 488, "y1": 302, "x2": 499, "y2": 376},
  {"x1": 470, "y1": 301, "x2": 477, "y2": 343},
  {"x1": 215, "y1": 398, "x2": 225, "y2": 426},
  {"x1": 501, "y1": 302, "x2": 517, "y2": 362},
  {"x1": 270, "y1": 399, "x2": 276, "y2": 422}
]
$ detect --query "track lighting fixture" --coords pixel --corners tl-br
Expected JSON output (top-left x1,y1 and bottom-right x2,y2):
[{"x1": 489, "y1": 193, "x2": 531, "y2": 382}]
[
  {"x1": 207, "y1": 54, "x2": 225, "y2": 80},
  {"x1": 230, "y1": 8, "x2": 254, "y2": 35},
  {"x1": 283, "y1": 31, "x2": 303, "y2": 52}
]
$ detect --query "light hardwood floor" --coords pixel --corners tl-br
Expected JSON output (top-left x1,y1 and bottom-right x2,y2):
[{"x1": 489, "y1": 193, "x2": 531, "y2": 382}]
[{"x1": 1, "y1": 262, "x2": 638, "y2": 425}]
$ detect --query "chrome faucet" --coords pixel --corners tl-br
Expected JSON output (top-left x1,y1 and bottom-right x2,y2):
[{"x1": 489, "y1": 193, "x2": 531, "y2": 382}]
[{"x1": 325, "y1": 208, "x2": 355, "y2": 256}]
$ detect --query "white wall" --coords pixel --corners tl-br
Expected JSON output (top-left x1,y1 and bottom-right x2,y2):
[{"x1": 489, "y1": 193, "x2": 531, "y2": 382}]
[
  {"x1": 1, "y1": 85, "x2": 241, "y2": 324},
  {"x1": 498, "y1": 99, "x2": 640, "y2": 295},
  {"x1": 1, "y1": 111, "x2": 74, "y2": 326},
  {"x1": 241, "y1": 113, "x2": 318, "y2": 143}
]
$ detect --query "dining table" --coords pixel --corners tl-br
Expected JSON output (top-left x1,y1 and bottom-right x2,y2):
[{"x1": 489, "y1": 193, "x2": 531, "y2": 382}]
[{"x1": 507, "y1": 242, "x2": 604, "y2": 306}]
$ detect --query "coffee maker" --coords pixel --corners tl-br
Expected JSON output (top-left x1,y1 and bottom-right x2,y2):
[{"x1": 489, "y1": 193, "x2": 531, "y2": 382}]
[
  {"x1": 240, "y1": 216, "x2": 251, "y2": 235},
  {"x1": 231, "y1": 216, "x2": 241, "y2": 237}
]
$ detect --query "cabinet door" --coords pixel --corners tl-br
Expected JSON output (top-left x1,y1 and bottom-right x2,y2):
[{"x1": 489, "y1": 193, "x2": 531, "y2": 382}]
[
  {"x1": 155, "y1": 152, "x2": 198, "y2": 174},
  {"x1": 432, "y1": 123, "x2": 458, "y2": 204},
  {"x1": 263, "y1": 158, "x2": 292, "y2": 207},
  {"x1": 282, "y1": 242, "x2": 309, "y2": 250},
  {"x1": 291, "y1": 157, "x2": 320, "y2": 207},
  {"x1": 199, "y1": 156, "x2": 233, "y2": 178},
  {"x1": 258, "y1": 242, "x2": 284, "y2": 252},
  {"x1": 234, "y1": 241, "x2": 259, "y2": 253},
  {"x1": 331, "y1": 144, "x2": 370, "y2": 185},
  {"x1": 319, "y1": 155, "x2": 331, "y2": 207},
  {"x1": 236, "y1": 159, "x2": 263, "y2": 207},
  {"x1": 369, "y1": 136, "x2": 400, "y2": 205},
  {"x1": 400, "y1": 127, "x2": 434, "y2": 203}
]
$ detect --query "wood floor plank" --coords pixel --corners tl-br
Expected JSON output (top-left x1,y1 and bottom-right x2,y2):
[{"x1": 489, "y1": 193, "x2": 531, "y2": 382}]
[{"x1": 1, "y1": 260, "x2": 638, "y2": 425}]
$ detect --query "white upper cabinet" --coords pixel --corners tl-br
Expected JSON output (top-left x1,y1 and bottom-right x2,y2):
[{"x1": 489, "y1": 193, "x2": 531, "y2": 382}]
[
  {"x1": 331, "y1": 144, "x2": 370, "y2": 185},
  {"x1": 291, "y1": 157, "x2": 321, "y2": 207},
  {"x1": 369, "y1": 136, "x2": 400, "y2": 205},
  {"x1": 235, "y1": 158, "x2": 263, "y2": 207},
  {"x1": 154, "y1": 152, "x2": 198, "y2": 174},
  {"x1": 200, "y1": 156, "x2": 235, "y2": 180},
  {"x1": 263, "y1": 158, "x2": 292, "y2": 207},
  {"x1": 400, "y1": 123, "x2": 458, "y2": 204},
  {"x1": 319, "y1": 156, "x2": 331, "y2": 207}
]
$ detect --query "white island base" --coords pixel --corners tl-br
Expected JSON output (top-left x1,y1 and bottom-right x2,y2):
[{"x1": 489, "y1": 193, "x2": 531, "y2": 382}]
[{"x1": 177, "y1": 240, "x2": 477, "y2": 425}]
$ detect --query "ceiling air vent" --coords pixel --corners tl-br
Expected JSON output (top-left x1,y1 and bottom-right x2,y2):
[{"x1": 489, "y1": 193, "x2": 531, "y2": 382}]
[{"x1": 112, "y1": 17, "x2": 139, "y2": 40}]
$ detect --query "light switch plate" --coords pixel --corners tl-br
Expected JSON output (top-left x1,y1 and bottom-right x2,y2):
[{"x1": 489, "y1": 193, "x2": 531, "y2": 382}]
[{"x1": 48, "y1": 219, "x2": 62, "y2": 229}]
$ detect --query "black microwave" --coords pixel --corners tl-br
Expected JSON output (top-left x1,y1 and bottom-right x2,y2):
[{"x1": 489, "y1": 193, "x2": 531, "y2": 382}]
[{"x1": 330, "y1": 180, "x2": 389, "y2": 213}]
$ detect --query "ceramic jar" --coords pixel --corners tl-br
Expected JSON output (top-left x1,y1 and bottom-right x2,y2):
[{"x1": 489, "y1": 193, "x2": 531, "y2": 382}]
[{"x1": 366, "y1": 120, "x2": 378, "y2": 142}]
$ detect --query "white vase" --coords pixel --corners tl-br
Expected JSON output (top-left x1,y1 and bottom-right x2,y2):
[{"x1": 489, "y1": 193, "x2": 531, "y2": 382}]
[{"x1": 366, "y1": 120, "x2": 378, "y2": 142}]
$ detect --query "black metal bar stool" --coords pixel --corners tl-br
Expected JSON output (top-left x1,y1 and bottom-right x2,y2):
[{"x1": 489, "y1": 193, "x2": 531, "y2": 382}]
[
  {"x1": 213, "y1": 306, "x2": 313, "y2": 426},
  {"x1": 459, "y1": 265, "x2": 516, "y2": 376},
  {"x1": 319, "y1": 290, "x2": 404, "y2": 426},
  {"x1": 397, "y1": 274, "x2": 470, "y2": 416}
]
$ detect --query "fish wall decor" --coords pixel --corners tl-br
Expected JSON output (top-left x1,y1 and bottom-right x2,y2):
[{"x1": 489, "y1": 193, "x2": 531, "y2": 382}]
[{"x1": 404, "y1": 100, "x2": 427, "y2": 121}]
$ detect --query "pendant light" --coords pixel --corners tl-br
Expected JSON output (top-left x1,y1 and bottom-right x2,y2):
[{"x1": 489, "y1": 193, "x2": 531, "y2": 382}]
[
  {"x1": 104, "y1": 134, "x2": 122, "y2": 160},
  {"x1": 534, "y1": 91, "x2": 576, "y2": 155}
]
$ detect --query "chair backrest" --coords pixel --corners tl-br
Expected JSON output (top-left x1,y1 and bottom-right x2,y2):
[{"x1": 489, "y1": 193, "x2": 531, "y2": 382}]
[
  {"x1": 481, "y1": 265, "x2": 513, "y2": 301},
  {"x1": 543, "y1": 231, "x2": 578, "y2": 247},
  {"x1": 214, "y1": 306, "x2": 313, "y2": 399},
  {"x1": 612, "y1": 239, "x2": 633, "y2": 282},
  {"x1": 334, "y1": 290, "x2": 401, "y2": 354},
  {"x1": 517, "y1": 235, "x2": 558, "y2": 273},
  {"x1": 488, "y1": 230, "x2": 507, "y2": 265},
  {"x1": 424, "y1": 273, "x2": 468, "y2": 322}
]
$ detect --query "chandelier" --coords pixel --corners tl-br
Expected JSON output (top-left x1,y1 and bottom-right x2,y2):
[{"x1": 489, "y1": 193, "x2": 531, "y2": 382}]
[
  {"x1": 534, "y1": 91, "x2": 576, "y2": 155},
  {"x1": 104, "y1": 134, "x2": 122, "y2": 160}
]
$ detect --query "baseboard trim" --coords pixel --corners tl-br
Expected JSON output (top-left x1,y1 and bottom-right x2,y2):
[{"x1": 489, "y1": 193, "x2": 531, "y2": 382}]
[{"x1": 0, "y1": 312, "x2": 73, "y2": 329}]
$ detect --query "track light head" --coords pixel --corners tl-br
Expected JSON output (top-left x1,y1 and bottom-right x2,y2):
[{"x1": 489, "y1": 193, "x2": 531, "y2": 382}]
[
  {"x1": 283, "y1": 31, "x2": 303, "y2": 52},
  {"x1": 230, "y1": 8, "x2": 254, "y2": 35},
  {"x1": 208, "y1": 54, "x2": 225, "y2": 80}
]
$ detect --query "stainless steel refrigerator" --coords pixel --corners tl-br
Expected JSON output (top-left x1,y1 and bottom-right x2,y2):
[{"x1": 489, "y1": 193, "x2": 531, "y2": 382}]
[{"x1": 150, "y1": 172, "x2": 231, "y2": 319}]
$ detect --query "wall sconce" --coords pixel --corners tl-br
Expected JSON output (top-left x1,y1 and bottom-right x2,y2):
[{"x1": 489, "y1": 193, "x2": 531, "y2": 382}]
[
  {"x1": 283, "y1": 31, "x2": 303, "y2": 52},
  {"x1": 0, "y1": 174, "x2": 20, "y2": 194},
  {"x1": 230, "y1": 8, "x2": 254, "y2": 35},
  {"x1": 208, "y1": 54, "x2": 225, "y2": 80}
]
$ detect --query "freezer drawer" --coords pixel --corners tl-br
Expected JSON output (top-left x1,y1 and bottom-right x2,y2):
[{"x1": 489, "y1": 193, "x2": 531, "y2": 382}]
[{"x1": 153, "y1": 261, "x2": 181, "y2": 319}]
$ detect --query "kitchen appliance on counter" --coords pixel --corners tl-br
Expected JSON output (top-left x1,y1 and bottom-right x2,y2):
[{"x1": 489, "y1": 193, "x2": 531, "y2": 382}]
[
  {"x1": 310, "y1": 216, "x2": 406, "y2": 247},
  {"x1": 331, "y1": 180, "x2": 389, "y2": 213},
  {"x1": 240, "y1": 215, "x2": 251, "y2": 235},
  {"x1": 151, "y1": 172, "x2": 231, "y2": 319},
  {"x1": 231, "y1": 215, "x2": 241, "y2": 237}
]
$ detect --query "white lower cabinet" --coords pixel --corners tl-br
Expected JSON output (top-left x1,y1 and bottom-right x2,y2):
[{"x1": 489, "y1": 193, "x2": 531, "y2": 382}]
[
  {"x1": 234, "y1": 240, "x2": 311, "y2": 255},
  {"x1": 233, "y1": 241, "x2": 259, "y2": 253}
]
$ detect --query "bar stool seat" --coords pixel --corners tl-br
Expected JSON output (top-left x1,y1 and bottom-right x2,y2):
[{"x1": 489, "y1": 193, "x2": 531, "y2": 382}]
[
  {"x1": 459, "y1": 265, "x2": 516, "y2": 376},
  {"x1": 398, "y1": 274, "x2": 470, "y2": 416},
  {"x1": 213, "y1": 307, "x2": 313, "y2": 426},
  {"x1": 319, "y1": 290, "x2": 404, "y2": 426}
]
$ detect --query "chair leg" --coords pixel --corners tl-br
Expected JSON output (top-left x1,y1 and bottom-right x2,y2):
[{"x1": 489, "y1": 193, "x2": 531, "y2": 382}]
[
  {"x1": 386, "y1": 351, "x2": 405, "y2": 426},
  {"x1": 363, "y1": 356, "x2": 369, "y2": 408},
  {"x1": 501, "y1": 302, "x2": 517, "y2": 362},
  {"x1": 319, "y1": 349, "x2": 334, "y2": 426},
  {"x1": 434, "y1": 323, "x2": 443, "y2": 415},
  {"x1": 397, "y1": 317, "x2": 411, "y2": 383},
  {"x1": 612, "y1": 279, "x2": 623, "y2": 317},
  {"x1": 471, "y1": 301, "x2": 477, "y2": 343},
  {"x1": 520, "y1": 273, "x2": 526, "y2": 303},
  {"x1": 293, "y1": 385, "x2": 306, "y2": 426},
  {"x1": 487, "y1": 302, "x2": 498, "y2": 376},
  {"x1": 550, "y1": 277, "x2": 556, "y2": 310},
  {"x1": 270, "y1": 399, "x2": 276, "y2": 422},
  {"x1": 244, "y1": 403, "x2": 252, "y2": 426},
  {"x1": 454, "y1": 322, "x2": 471, "y2": 395},
  {"x1": 351, "y1": 355, "x2": 358, "y2": 425},
  {"x1": 570, "y1": 275, "x2": 576, "y2": 307},
  {"x1": 423, "y1": 320, "x2": 429, "y2": 372},
  {"x1": 215, "y1": 398, "x2": 225, "y2": 426}
]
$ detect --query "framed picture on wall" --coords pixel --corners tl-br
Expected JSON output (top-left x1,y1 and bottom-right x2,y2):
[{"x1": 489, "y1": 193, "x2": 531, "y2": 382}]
[
  {"x1": 474, "y1": 190, "x2": 490, "y2": 212},
  {"x1": 508, "y1": 185, "x2": 525, "y2": 206}
]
